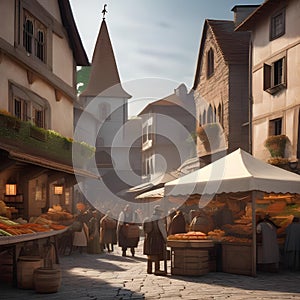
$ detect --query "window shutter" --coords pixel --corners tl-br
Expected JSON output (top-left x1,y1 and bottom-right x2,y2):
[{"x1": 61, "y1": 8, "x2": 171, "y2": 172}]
[{"x1": 263, "y1": 63, "x2": 271, "y2": 90}]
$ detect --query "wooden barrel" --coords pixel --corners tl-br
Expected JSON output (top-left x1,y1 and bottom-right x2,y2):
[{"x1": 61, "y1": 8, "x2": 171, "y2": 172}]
[
  {"x1": 34, "y1": 267, "x2": 61, "y2": 293},
  {"x1": 17, "y1": 256, "x2": 44, "y2": 289}
]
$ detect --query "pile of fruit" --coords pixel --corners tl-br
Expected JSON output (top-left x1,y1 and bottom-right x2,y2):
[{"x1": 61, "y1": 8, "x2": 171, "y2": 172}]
[
  {"x1": 168, "y1": 231, "x2": 208, "y2": 240},
  {"x1": 0, "y1": 216, "x2": 66, "y2": 236},
  {"x1": 38, "y1": 205, "x2": 74, "y2": 225}
]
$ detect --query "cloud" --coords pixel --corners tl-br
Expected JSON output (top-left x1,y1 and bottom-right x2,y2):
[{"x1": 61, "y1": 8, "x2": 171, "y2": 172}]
[
  {"x1": 157, "y1": 21, "x2": 172, "y2": 29},
  {"x1": 138, "y1": 48, "x2": 186, "y2": 61}
]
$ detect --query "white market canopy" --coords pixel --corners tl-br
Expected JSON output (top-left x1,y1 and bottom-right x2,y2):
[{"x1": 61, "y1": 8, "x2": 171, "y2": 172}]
[{"x1": 164, "y1": 148, "x2": 300, "y2": 197}]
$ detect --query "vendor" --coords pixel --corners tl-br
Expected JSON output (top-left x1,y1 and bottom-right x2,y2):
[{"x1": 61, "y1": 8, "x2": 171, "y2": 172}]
[
  {"x1": 284, "y1": 216, "x2": 300, "y2": 271},
  {"x1": 167, "y1": 210, "x2": 187, "y2": 235},
  {"x1": 256, "y1": 214, "x2": 280, "y2": 272}
]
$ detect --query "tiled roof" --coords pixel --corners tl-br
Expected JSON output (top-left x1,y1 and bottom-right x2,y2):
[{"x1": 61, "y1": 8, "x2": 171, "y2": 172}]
[
  {"x1": 58, "y1": 0, "x2": 89, "y2": 66},
  {"x1": 207, "y1": 20, "x2": 250, "y2": 63},
  {"x1": 80, "y1": 20, "x2": 130, "y2": 98},
  {"x1": 236, "y1": 0, "x2": 283, "y2": 31},
  {"x1": 193, "y1": 19, "x2": 250, "y2": 89}
]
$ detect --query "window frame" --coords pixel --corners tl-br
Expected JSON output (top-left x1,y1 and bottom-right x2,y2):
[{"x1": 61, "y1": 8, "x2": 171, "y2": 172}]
[
  {"x1": 23, "y1": 10, "x2": 47, "y2": 63},
  {"x1": 269, "y1": 117, "x2": 283, "y2": 136},
  {"x1": 206, "y1": 48, "x2": 214, "y2": 78},
  {"x1": 263, "y1": 56, "x2": 286, "y2": 95},
  {"x1": 142, "y1": 117, "x2": 154, "y2": 151},
  {"x1": 9, "y1": 82, "x2": 50, "y2": 129},
  {"x1": 270, "y1": 8, "x2": 285, "y2": 41},
  {"x1": 16, "y1": 0, "x2": 53, "y2": 68}
]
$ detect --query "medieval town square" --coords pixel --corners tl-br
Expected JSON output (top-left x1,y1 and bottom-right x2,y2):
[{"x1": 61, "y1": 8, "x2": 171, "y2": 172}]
[{"x1": 1, "y1": 0, "x2": 300, "y2": 299}]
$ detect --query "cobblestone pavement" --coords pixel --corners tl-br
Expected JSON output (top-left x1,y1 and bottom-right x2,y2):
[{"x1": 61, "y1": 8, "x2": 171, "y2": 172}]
[{"x1": 1, "y1": 240, "x2": 300, "y2": 300}]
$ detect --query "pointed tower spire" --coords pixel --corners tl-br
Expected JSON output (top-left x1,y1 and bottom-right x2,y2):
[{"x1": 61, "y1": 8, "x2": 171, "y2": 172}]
[{"x1": 80, "y1": 8, "x2": 130, "y2": 98}]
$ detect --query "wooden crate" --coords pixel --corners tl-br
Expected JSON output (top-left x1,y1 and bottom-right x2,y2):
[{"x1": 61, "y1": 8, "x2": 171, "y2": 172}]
[
  {"x1": 171, "y1": 248, "x2": 209, "y2": 276},
  {"x1": 167, "y1": 239, "x2": 214, "y2": 248},
  {"x1": 222, "y1": 242, "x2": 254, "y2": 276}
]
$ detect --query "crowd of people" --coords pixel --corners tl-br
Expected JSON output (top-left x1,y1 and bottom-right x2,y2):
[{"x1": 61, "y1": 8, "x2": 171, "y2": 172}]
[
  {"x1": 68, "y1": 201, "x2": 300, "y2": 275},
  {"x1": 69, "y1": 201, "x2": 187, "y2": 274}
]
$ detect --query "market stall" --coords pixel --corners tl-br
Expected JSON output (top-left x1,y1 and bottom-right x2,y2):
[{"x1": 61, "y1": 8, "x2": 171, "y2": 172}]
[
  {"x1": 0, "y1": 224, "x2": 68, "y2": 287},
  {"x1": 164, "y1": 148, "x2": 300, "y2": 276},
  {"x1": 167, "y1": 232, "x2": 214, "y2": 275},
  {"x1": 0, "y1": 207, "x2": 73, "y2": 288}
]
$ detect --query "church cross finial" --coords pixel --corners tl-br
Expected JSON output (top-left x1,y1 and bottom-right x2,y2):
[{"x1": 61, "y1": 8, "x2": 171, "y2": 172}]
[{"x1": 102, "y1": 4, "x2": 108, "y2": 20}]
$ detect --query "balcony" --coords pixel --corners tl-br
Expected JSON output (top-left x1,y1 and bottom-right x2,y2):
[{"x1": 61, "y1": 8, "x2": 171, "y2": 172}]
[{"x1": 0, "y1": 112, "x2": 95, "y2": 168}]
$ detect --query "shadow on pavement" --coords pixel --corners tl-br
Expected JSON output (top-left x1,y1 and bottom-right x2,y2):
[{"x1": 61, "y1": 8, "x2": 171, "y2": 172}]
[{"x1": 171, "y1": 270, "x2": 300, "y2": 295}]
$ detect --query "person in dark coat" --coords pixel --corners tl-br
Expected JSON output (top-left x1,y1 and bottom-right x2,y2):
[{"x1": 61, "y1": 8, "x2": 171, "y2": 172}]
[
  {"x1": 168, "y1": 210, "x2": 187, "y2": 235},
  {"x1": 143, "y1": 205, "x2": 167, "y2": 275},
  {"x1": 166, "y1": 208, "x2": 176, "y2": 235},
  {"x1": 284, "y1": 216, "x2": 300, "y2": 271},
  {"x1": 87, "y1": 210, "x2": 102, "y2": 254},
  {"x1": 100, "y1": 210, "x2": 117, "y2": 252},
  {"x1": 117, "y1": 205, "x2": 140, "y2": 257}
]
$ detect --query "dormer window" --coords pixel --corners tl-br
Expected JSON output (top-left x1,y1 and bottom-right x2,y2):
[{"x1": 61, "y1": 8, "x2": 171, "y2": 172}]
[
  {"x1": 207, "y1": 48, "x2": 214, "y2": 78},
  {"x1": 23, "y1": 10, "x2": 46, "y2": 63}
]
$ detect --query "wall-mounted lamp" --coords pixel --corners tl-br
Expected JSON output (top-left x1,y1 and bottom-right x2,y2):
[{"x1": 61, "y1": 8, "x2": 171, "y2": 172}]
[
  {"x1": 54, "y1": 185, "x2": 63, "y2": 195},
  {"x1": 6, "y1": 179, "x2": 17, "y2": 196}
]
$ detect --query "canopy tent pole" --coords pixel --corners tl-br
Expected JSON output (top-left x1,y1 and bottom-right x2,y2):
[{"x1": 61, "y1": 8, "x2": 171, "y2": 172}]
[{"x1": 251, "y1": 190, "x2": 257, "y2": 277}]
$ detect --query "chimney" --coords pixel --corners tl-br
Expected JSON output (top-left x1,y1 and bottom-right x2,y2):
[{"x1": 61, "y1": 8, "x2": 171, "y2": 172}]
[{"x1": 231, "y1": 5, "x2": 260, "y2": 28}]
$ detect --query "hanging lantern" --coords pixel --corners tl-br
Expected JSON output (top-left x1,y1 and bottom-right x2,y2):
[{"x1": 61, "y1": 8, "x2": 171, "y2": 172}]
[
  {"x1": 54, "y1": 185, "x2": 63, "y2": 195},
  {"x1": 6, "y1": 179, "x2": 17, "y2": 196}
]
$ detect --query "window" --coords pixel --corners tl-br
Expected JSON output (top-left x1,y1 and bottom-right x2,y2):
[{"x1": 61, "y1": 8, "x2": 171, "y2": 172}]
[
  {"x1": 202, "y1": 110, "x2": 206, "y2": 125},
  {"x1": 207, "y1": 48, "x2": 214, "y2": 78},
  {"x1": 269, "y1": 118, "x2": 282, "y2": 136},
  {"x1": 263, "y1": 57, "x2": 286, "y2": 94},
  {"x1": 13, "y1": 97, "x2": 45, "y2": 128},
  {"x1": 144, "y1": 155, "x2": 154, "y2": 176},
  {"x1": 270, "y1": 9, "x2": 285, "y2": 40},
  {"x1": 217, "y1": 104, "x2": 223, "y2": 127},
  {"x1": 23, "y1": 10, "x2": 46, "y2": 62},
  {"x1": 207, "y1": 105, "x2": 213, "y2": 123},
  {"x1": 10, "y1": 83, "x2": 48, "y2": 128},
  {"x1": 142, "y1": 117, "x2": 153, "y2": 151}
]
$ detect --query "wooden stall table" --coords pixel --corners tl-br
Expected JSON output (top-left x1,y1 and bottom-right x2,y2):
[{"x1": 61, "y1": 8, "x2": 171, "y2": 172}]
[
  {"x1": 0, "y1": 227, "x2": 68, "y2": 287},
  {"x1": 221, "y1": 241, "x2": 254, "y2": 276},
  {"x1": 167, "y1": 239, "x2": 214, "y2": 276}
]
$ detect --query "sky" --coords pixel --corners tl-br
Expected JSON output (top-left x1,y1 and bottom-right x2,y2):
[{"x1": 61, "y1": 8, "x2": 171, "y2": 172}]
[{"x1": 70, "y1": 0, "x2": 262, "y2": 116}]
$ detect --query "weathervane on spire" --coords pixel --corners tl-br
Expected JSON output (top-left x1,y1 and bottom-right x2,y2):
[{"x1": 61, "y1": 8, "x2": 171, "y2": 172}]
[{"x1": 102, "y1": 4, "x2": 108, "y2": 20}]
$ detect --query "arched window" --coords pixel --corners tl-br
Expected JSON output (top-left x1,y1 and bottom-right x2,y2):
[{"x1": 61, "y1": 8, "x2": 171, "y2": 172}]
[
  {"x1": 214, "y1": 106, "x2": 217, "y2": 123},
  {"x1": 23, "y1": 18, "x2": 34, "y2": 54},
  {"x1": 36, "y1": 29, "x2": 45, "y2": 61},
  {"x1": 218, "y1": 104, "x2": 223, "y2": 127},
  {"x1": 23, "y1": 10, "x2": 47, "y2": 63},
  {"x1": 207, "y1": 105, "x2": 213, "y2": 123},
  {"x1": 207, "y1": 48, "x2": 214, "y2": 78},
  {"x1": 202, "y1": 110, "x2": 206, "y2": 125}
]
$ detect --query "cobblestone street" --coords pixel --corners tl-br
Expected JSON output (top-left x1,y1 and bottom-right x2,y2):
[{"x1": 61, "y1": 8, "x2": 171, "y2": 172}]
[{"x1": 1, "y1": 240, "x2": 300, "y2": 300}]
